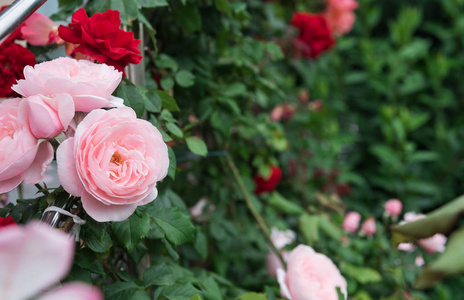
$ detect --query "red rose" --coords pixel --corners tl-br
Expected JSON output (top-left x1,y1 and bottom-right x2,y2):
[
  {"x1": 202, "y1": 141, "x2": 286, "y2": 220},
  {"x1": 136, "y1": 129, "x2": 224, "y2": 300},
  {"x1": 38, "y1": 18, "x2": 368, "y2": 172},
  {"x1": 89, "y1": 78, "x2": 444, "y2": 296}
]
[
  {"x1": 0, "y1": 43, "x2": 36, "y2": 97},
  {"x1": 290, "y1": 12, "x2": 335, "y2": 59},
  {"x1": 253, "y1": 166, "x2": 282, "y2": 195},
  {"x1": 58, "y1": 8, "x2": 142, "y2": 73},
  {"x1": 0, "y1": 216, "x2": 16, "y2": 229}
]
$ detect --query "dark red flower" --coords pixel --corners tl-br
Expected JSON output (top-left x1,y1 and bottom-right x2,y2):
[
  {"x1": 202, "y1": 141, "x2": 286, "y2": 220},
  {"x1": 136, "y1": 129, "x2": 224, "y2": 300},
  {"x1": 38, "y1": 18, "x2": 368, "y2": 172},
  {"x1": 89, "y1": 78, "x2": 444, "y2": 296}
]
[
  {"x1": 253, "y1": 166, "x2": 282, "y2": 195},
  {"x1": 0, "y1": 216, "x2": 16, "y2": 229},
  {"x1": 58, "y1": 8, "x2": 142, "y2": 73},
  {"x1": 290, "y1": 12, "x2": 335, "y2": 59},
  {"x1": 0, "y1": 43, "x2": 36, "y2": 97}
]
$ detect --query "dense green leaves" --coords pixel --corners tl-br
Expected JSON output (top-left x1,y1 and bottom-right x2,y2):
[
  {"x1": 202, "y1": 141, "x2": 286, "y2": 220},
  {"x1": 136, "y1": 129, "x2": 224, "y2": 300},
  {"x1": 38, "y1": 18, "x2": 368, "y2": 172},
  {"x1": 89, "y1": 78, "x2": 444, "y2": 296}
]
[
  {"x1": 115, "y1": 84, "x2": 145, "y2": 117},
  {"x1": 112, "y1": 211, "x2": 151, "y2": 252},
  {"x1": 148, "y1": 206, "x2": 195, "y2": 246}
]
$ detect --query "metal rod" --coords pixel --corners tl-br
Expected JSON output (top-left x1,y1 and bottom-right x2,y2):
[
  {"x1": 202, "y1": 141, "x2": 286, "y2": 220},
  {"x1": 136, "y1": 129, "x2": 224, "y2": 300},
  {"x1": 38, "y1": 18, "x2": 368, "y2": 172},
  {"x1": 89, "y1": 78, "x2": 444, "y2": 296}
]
[{"x1": 0, "y1": 0, "x2": 48, "y2": 44}]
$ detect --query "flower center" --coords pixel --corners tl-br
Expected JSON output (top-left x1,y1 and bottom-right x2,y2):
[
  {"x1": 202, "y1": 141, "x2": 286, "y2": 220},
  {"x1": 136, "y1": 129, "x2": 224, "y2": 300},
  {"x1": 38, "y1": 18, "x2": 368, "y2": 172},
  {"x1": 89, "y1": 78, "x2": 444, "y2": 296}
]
[{"x1": 110, "y1": 151, "x2": 123, "y2": 166}]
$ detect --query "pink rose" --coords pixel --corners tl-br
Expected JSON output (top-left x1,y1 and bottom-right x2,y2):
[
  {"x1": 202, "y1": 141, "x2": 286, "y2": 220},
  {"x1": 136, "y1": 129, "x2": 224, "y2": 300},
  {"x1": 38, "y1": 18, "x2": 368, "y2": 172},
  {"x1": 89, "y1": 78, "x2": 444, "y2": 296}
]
[
  {"x1": 277, "y1": 245, "x2": 347, "y2": 300},
  {"x1": 342, "y1": 211, "x2": 361, "y2": 233},
  {"x1": 21, "y1": 13, "x2": 60, "y2": 46},
  {"x1": 267, "y1": 250, "x2": 290, "y2": 278},
  {"x1": 0, "y1": 99, "x2": 53, "y2": 193},
  {"x1": 0, "y1": 221, "x2": 102, "y2": 300},
  {"x1": 384, "y1": 198, "x2": 402, "y2": 217},
  {"x1": 12, "y1": 57, "x2": 123, "y2": 112},
  {"x1": 360, "y1": 217, "x2": 376, "y2": 236},
  {"x1": 189, "y1": 197, "x2": 215, "y2": 222},
  {"x1": 20, "y1": 94, "x2": 75, "y2": 139},
  {"x1": 57, "y1": 107, "x2": 169, "y2": 222},
  {"x1": 324, "y1": 0, "x2": 358, "y2": 36},
  {"x1": 270, "y1": 227, "x2": 296, "y2": 250}
]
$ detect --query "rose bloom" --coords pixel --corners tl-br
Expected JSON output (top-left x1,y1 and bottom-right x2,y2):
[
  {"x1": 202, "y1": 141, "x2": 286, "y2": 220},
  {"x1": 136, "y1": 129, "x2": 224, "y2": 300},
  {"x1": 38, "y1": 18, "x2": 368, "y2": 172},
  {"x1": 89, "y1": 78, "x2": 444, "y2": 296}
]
[
  {"x1": 58, "y1": 8, "x2": 142, "y2": 73},
  {"x1": 253, "y1": 166, "x2": 282, "y2": 195},
  {"x1": 290, "y1": 12, "x2": 335, "y2": 59},
  {"x1": 384, "y1": 198, "x2": 402, "y2": 217},
  {"x1": 342, "y1": 211, "x2": 361, "y2": 233},
  {"x1": 0, "y1": 99, "x2": 53, "y2": 193},
  {"x1": 57, "y1": 107, "x2": 169, "y2": 222},
  {"x1": 20, "y1": 94, "x2": 75, "y2": 139},
  {"x1": 12, "y1": 57, "x2": 123, "y2": 112},
  {"x1": 324, "y1": 0, "x2": 358, "y2": 36},
  {"x1": 21, "y1": 12, "x2": 62, "y2": 45},
  {"x1": 277, "y1": 245, "x2": 347, "y2": 300},
  {"x1": 0, "y1": 43, "x2": 36, "y2": 98},
  {"x1": 0, "y1": 221, "x2": 102, "y2": 300},
  {"x1": 267, "y1": 228, "x2": 296, "y2": 277},
  {"x1": 360, "y1": 217, "x2": 376, "y2": 236},
  {"x1": 0, "y1": 216, "x2": 16, "y2": 229}
]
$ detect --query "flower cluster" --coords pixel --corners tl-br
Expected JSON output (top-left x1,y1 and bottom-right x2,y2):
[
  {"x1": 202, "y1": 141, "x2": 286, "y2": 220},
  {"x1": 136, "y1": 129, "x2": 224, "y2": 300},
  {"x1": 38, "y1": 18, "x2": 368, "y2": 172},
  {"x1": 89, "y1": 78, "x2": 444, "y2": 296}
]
[{"x1": 0, "y1": 57, "x2": 169, "y2": 222}]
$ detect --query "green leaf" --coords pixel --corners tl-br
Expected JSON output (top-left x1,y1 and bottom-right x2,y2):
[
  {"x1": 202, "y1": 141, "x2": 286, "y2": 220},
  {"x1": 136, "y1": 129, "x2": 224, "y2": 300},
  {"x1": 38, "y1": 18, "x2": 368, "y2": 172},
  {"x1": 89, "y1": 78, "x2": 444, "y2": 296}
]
[
  {"x1": 214, "y1": 0, "x2": 231, "y2": 15},
  {"x1": 175, "y1": 70, "x2": 195, "y2": 88},
  {"x1": 223, "y1": 82, "x2": 247, "y2": 97},
  {"x1": 166, "y1": 122, "x2": 184, "y2": 138},
  {"x1": 135, "y1": 0, "x2": 168, "y2": 7},
  {"x1": 236, "y1": 293, "x2": 267, "y2": 300},
  {"x1": 141, "y1": 86, "x2": 162, "y2": 113},
  {"x1": 155, "y1": 54, "x2": 179, "y2": 71},
  {"x1": 161, "y1": 77, "x2": 175, "y2": 90},
  {"x1": 82, "y1": 218, "x2": 113, "y2": 253},
  {"x1": 299, "y1": 214, "x2": 319, "y2": 246},
  {"x1": 155, "y1": 283, "x2": 203, "y2": 300},
  {"x1": 110, "y1": 0, "x2": 138, "y2": 25},
  {"x1": 162, "y1": 238, "x2": 180, "y2": 261},
  {"x1": 342, "y1": 264, "x2": 382, "y2": 284},
  {"x1": 267, "y1": 192, "x2": 303, "y2": 214},
  {"x1": 111, "y1": 211, "x2": 151, "y2": 252},
  {"x1": 157, "y1": 90, "x2": 180, "y2": 111},
  {"x1": 115, "y1": 84, "x2": 146, "y2": 118},
  {"x1": 149, "y1": 206, "x2": 195, "y2": 246},
  {"x1": 194, "y1": 227, "x2": 208, "y2": 259},
  {"x1": 173, "y1": 4, "x2": 202, "y2": 32},
  {"x1": 197, "y1": 276, "x2": 223, "y2": 300},
  {"x1": 103, "y1": 282, "x2": 139, "y2": 300},
  {"x1": 143, "y1": 263, "x2": 179, "y2": 287},
  {"x1": 186, "y1": 137, "x2": 208, "y2": 157},
  {"x1": 167, "y1": 147, "x2": 177, "y2": 180}
]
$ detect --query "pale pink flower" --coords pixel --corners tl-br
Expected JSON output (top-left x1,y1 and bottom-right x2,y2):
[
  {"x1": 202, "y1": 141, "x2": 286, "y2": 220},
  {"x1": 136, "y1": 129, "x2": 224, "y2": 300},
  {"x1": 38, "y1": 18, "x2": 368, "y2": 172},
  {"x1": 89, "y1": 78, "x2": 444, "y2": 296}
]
[
  {"x1": 277, "y1": 245, "x2": 347, "y2": 300},
  {"x1": 384, "y1": 198, "x2": 402, "y2": 217},
  {"x1": 189, "y1": 197, "x2": 215, "y2": 221},
  {"x1": 270, "y1": 227, "x2": 296, "y2": 250},
  {"x1": 12, "y1": 57, "x2": 123, "y2": 112},
  {"x1": 57, "y1": 107, "x2": 169, "y2": 222},
  {"x1": 0, "y1": 98, "x2": 53, "y2": 193},
  {"x1": 19, "y1": 94, "x2": 75, "y2": 139},
  {"x1": 360, "y1": 217, "x2": 376, "y2": 236},
  {"x1": 21, "y1": 13, "x2": 60, "y2": 46},
  {"x1": 342, "y1": 211, "x2": 361, "y2": 233},
  {"x1": 267, "y1": 250, "x2": 290, "y2": 278},
  {"x1": 397, "y1": 242, "x2": 416, "y2": 252},
  {"x1": 415, "y1": 255, "x2": 425, "y2": 267},
  {"x1": 0, "y1": 221, "x2": 102, "y2": 300},
  {"x1": 324, "y1": 0, "x2": 358, "y2": 36},
  {"x1": 271, "y1": 105, "x2": 284, "y2": 122}
]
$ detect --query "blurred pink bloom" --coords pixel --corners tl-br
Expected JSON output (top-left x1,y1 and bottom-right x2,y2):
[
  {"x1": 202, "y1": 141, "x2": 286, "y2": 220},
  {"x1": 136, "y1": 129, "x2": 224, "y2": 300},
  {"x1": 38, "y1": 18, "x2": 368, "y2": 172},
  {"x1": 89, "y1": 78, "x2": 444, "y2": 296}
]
[
  {"x1": 384, "y1": 198, "x2": 402, "y2": 217},
  {"x1": 277, "y1": 245, "x2": 347, "y2": 300},
  {"x1": 21, "y1": 13, "x2": 62, "y2": 46},
  {"x1": 266, "y1": 250, "x2": 290, "y2": 278},
  {"x1": 0, "y1": 98, "x2": 53, "y2": 193},
  {"x1": 0, "y1": 221, "x2": 102, "y2": 300},
  {"x1": 342, "y1": 211, "x2": 361, "y2": 233},
  {"x1": 270, "y1": 227, "x2": 296, "y2": 250},
  {"x1": 397, "y1": 242, "x2": 416, "y2": 252},
  {"x1": 190, "y1": 197, "x2": 215, "y2": 221},
  {"x1": 20, "y1": 94, "x2": 75, "y2": 139},
  {"x1": 12, "y1": 57, "x2": 123, "y2": 113},
  {"x1": 57, "y1": 107, "x2": 169, "y2": 222},
  {"x1": 415, "y1": 255, "x2": 425, "y2": 267},
  {"x1": 360, "y1": 217, "x2": 376, "y2": 236},
  {"x1": 324, "y1": 0, "x2": 358, "y2": 36},
  {"x1": 270, "y1": 104, "x2": 296, "y2": 122}
]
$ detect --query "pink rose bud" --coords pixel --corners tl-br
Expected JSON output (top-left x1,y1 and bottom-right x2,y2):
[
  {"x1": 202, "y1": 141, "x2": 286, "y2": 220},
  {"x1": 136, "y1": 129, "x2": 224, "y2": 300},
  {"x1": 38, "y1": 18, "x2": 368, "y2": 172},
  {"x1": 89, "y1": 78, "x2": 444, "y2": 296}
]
[
  {"x1": 277, "y1": 245, "x2": 347, "y2": 300},
  {"x1": 415, "y1": 255, "x2": 425, "y2": 267},
  {"x1": 360, "y1": 217, "x2": 376, "y2": 236},
  {"x1": 266, "y1": 250, "x2": 290, "y2": 278},
  {"x1": 342, "y1": 211, "x2": 361, "y2": 233},
  {"x1": 270, "y1": 227, "x2": 296, "y2": 250},
  {"x1": 20, "y1": 94, "x2": 75, "y2": 139},
  {"x1": 384, "y1": 199, "x2": 402, "y2": 217},
  {"x1": 189, "y1": 198, "x2": 215, "y2": 222},
  {"x1": 418, "y1": 234, "x2": 447, "y2": 255},
  {"x1": 271, "y1": 105, "x2": 284, "y2": 122},
  {"x1": 21, "y1": 13, "x2": 58, "y2": 46}
]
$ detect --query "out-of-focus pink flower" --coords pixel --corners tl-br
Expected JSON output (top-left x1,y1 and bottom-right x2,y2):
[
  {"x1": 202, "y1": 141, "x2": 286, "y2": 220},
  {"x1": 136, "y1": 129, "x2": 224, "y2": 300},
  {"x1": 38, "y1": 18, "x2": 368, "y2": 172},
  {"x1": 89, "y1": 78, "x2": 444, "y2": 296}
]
[
  {"x1": 0, "y1": 221, "x2": 102, "y2": 300},
  {"x1": 266, "y1": 228, "x2": 296, "y2": 277},
  {"x1": 360, "y1": 217, "x2": 376, "y2": 236},
  {"x1": 267, "y1": 250, "x2": 290, "y2": 278},
  {"x1": 0, "y1": 99, "x2": 53, "y2": 193},
  {"x1": 190, "y1": 197, "x2": 215, "y2": 221},
  {"x1": 21, "y1": 13, "x2": 62, "y2": 45},
  {"x1": 309, "y1": 99, "x2": 323, "y2": 111},
  {"x1": 12, "y1": 57, "x2": 123, "y2": 113},
  {"x1": 324, "y1": 0, "x2": 358, "y2": 36},
  {"x1": 384, "y1": 198, "x2": 402, "y2": 217},
  {"x1": 271, "y1": 104, "x2": 296, "y2": 122},
  {"x1": 57, "y1": 107, "x2": 169, "y2": 222},
  {"x1": 20, "y1": 94, "x2": 75, "y2": 139},
  {"x1": 415, "y1": 255, "x2": 425, "y2": 267},
  {"x1": 398, "y1": 242, "x2": 416, "y2": 252},
  {"x1": 342, "y1": 211, "x2": 361, "y2": 233},
  {"x1": 277, "y1": 245, "x2": 347, "y2": 300}
]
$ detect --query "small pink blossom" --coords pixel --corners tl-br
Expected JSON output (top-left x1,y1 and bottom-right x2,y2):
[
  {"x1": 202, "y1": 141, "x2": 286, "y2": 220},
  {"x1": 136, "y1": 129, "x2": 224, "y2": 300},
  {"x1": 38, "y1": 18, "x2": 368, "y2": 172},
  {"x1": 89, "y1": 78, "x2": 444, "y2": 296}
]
[
  {"x1": 324, "y1": 0, "x2": 358, "y2": 36},
  {"x1": 270, "y1": 227, "x2": 296, "y2": 250},
  {"x1": 384, "y1": 198, "x2": 402, "y2": 217},
  {"x1": 342, "y1": 211, "x2": 361, "y2": 233},
  {"x1": 0, "y1": 221, "x2": 102, "y2": 300},
  {"x1": 189, "y1": 197, "x2": 215, "y2": 221},
  {"x1": 57, "y1": 107, "x2": 169, "y2": 222},
  {"x1": 20, "y1": 94, "x2": 75, "y2": 139},
  {"x1": 21, "y1": 13, "x2": 60, "y2": 46},
  {"x1": 415, "y1": 255, "x2": 425, "y2": 267},
  {"x1": 277, "y1": 245, "x2": 347, "y2": 300},
  {"x1": 12, "y1": 57, "x2": 123, "y2": 113},
  {"x1": 360, "y1": 217, "x2": 376, "y2": 236},
  {"x1": 267, "y1": 250, "x2": 290, "y2": 278},
  {"x1": 0, "y1": 98, "x2": 53, "y2": 193}
]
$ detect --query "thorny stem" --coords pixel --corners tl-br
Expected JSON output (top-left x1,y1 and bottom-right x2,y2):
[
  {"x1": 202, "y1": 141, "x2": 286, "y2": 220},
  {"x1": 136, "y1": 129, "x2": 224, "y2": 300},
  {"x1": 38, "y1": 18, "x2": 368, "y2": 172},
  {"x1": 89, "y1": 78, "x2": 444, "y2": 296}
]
[{"x1": 225, "y1": 154, "x2": 286, "y2": 268}]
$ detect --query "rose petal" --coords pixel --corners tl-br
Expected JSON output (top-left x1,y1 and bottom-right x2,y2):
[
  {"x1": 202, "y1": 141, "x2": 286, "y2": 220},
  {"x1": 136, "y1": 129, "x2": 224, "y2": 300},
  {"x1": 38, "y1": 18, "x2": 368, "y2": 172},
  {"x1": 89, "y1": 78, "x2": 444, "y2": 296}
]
[
  {"x1": 57, "y1": 138, "x2": 85, "y2": 197},
  {"x1": 81, "y1": 190, "x2": 137, "y2": 222},
  {"x1": 37, "y1": 282, "x2": 103, "y2": 300},
  {"x1": 0, "y1": 173, "x2": 24, "y2": 194},
  {"x1": 23, "y1": 141, "x2": 53, "y2": 184}
]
